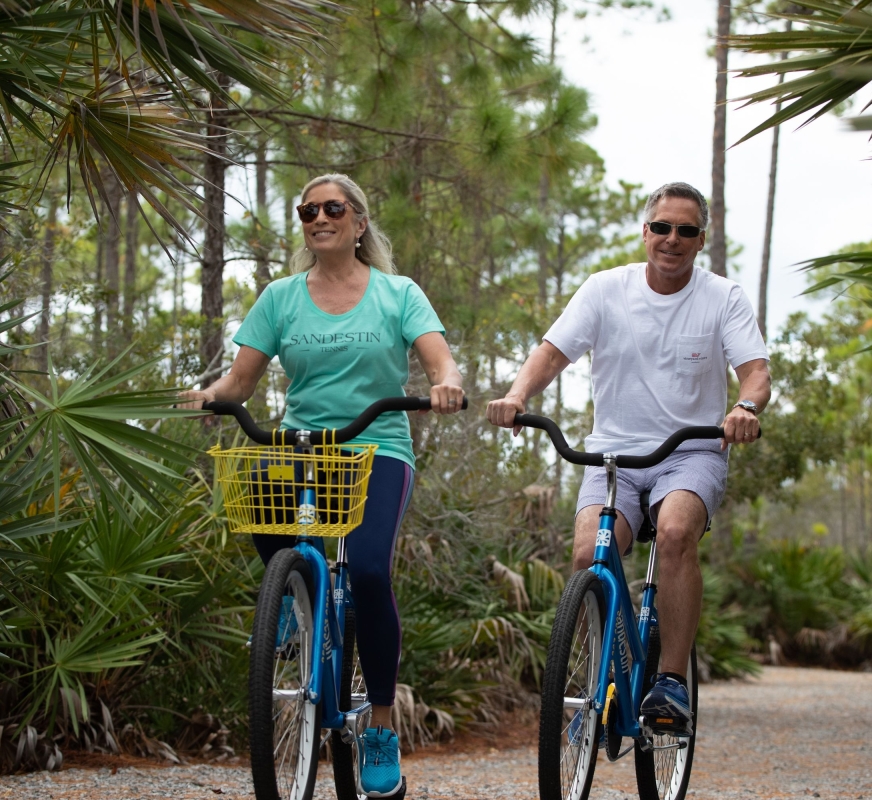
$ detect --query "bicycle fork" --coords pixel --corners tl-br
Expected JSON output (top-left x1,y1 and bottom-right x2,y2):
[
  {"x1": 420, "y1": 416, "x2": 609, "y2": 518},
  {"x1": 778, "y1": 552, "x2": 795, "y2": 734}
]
[{"x1": 294, "y1": 430, "x2": 372, "y2": 739}]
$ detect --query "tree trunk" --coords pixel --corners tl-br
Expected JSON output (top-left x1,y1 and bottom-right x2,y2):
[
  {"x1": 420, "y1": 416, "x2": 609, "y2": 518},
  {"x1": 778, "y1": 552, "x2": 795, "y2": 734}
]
[
  {"x1": 104, "y1": 173, "x2": 123, "y2": 358},
  {"x1": 254, "y1": 133, "x2": 272, "y2": 296},
  {"x1": 123, "y1": 190, "x2": 139, "y2": 339},
  {"x1": 554, "y1": 222, "x2": 566, "y2": 496},
  {"x1": 709, "y1": 0, "x2": 731, "y2": 278},
  {"x1": 37, "y1": 196, "x2": 58, "y2": 377},
  {"x1": 93, "y1": 202, "x2": 104, "y2": 356},
  {"x1": 757, "y1": 21, "x2": 792, "y2": 341},
  {"x1": 200, "y1": 73, "x2": 230, "y2": 389}
]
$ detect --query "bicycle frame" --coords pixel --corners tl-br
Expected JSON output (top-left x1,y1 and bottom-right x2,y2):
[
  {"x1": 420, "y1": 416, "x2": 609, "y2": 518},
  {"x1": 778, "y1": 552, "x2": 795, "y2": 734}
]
[{"x1": 588, "y1": 455, "x2": 659, "y2": 740}]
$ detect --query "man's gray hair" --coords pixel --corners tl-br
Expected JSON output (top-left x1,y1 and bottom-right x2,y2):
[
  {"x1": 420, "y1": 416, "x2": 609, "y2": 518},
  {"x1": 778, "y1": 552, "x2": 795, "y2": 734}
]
[{"x1": 644, "y1": 182, "x2": 709, "y2": 229}]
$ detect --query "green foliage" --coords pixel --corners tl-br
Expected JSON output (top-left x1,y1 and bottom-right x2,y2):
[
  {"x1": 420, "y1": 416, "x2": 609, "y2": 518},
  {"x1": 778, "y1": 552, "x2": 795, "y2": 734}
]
[
  {"x1": 0, "y1": 270, "x2": 255, "y2": 771},
  {"x1": 725, "y1": 537, "x2": 872, "y2": 667},
  {"x1": 696, "y1": 565, "x2": 761, "y2": 681}
]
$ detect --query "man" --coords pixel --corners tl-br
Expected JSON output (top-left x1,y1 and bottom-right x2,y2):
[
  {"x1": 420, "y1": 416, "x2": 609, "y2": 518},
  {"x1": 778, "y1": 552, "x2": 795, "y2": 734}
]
[{"x1": 487, "y1": 182, "x2": 770, "y2": 733}]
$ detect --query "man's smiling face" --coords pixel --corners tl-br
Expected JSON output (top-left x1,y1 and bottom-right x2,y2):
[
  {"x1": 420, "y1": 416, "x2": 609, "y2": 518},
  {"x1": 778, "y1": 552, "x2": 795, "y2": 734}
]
[{"x1": 642, "y1": 196, "x2": 706, "y2": 294}]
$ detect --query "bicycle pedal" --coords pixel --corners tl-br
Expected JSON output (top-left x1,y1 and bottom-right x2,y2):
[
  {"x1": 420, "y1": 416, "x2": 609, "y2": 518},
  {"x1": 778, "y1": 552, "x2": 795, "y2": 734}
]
[{"x1": 639, "y1": 714, "x2": 692, "y2": 738}]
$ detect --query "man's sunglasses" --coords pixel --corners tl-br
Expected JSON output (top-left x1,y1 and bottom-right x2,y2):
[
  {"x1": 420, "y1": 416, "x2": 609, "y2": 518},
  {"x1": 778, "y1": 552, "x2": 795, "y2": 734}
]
[
  {"x1": 647, "y1": 221, "x2": 703, "y2": 238},
  {"x1": 296, "y1": 200, "x2": 351, "y2": 223}
]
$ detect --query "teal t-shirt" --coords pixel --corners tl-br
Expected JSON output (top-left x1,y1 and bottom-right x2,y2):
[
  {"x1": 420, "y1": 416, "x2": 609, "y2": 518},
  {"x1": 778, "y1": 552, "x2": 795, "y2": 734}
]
[{"x1": 232, "y1": 267, "x2": 445, "y2": 468}]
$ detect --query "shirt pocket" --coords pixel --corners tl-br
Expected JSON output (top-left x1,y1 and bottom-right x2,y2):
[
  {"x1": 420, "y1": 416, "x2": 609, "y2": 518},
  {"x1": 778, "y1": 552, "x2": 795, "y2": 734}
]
[{"x1": 676, "y1": 333, "x2": 714, "y2": 376}]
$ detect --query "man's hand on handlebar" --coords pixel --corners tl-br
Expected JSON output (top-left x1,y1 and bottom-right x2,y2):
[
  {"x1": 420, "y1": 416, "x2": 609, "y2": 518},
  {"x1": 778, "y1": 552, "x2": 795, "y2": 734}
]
[
  {"x1": 486, "y1": 393, "x2": 526, "y2": 436},
  {"x1": 427, "y1": 383, "x2": 466, "y2": 415},
  {"x1": 720, "y1": 406, "x2": 761, "y2": 451}
]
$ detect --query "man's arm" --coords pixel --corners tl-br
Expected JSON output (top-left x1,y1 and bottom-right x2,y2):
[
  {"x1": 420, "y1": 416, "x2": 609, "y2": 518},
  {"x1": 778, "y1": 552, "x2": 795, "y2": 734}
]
[
  {"x1": 720, "y1": 357, "x2": 771, "y2": 450},
  {"x1": 486, "y1": 341, "x2": 571, "y2": 435}
]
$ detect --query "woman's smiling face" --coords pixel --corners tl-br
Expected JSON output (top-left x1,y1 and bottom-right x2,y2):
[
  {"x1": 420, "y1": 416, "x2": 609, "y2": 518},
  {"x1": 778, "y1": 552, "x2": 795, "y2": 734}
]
[{"x1": 301, "y1": 182, "x2": 367, "y2": 260}]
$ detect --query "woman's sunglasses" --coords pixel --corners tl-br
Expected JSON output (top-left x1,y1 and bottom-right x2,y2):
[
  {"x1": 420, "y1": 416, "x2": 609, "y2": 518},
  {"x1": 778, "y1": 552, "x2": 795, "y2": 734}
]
[
  {"x1": 296, "y1": 200, "x2": 350, "y2": 224},
  {"x1": 647, "y1": 221, "x2": 703, "y2": 238}
]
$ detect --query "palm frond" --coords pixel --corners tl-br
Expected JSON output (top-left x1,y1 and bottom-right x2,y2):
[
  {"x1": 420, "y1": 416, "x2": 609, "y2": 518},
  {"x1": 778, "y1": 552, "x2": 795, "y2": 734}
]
[
  {"x1": 3, "y1": 350, "x2": 200, "y2": 518},
  {"x1": 729, "y1": 1, "x2": 872, "y2": 143},
  {"x1": 797, "y1": 250, "x2": 872, "y2": 294}
]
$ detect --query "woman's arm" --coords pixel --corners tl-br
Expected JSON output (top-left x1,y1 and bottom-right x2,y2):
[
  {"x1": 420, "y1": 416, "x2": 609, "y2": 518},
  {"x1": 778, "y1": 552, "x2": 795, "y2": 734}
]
[
  {"x1": 178, "y1": 346, "x2": 271, "y2": 408},
  {"x1": 412, "y1": 331, "x2": 464, "y2": 415}
]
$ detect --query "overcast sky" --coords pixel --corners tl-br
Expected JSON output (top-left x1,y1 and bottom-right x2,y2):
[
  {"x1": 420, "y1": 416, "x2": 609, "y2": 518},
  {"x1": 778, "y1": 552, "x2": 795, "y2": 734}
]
[{"x1": 538, "y1": 0, "x2": 872, "y2": 337}]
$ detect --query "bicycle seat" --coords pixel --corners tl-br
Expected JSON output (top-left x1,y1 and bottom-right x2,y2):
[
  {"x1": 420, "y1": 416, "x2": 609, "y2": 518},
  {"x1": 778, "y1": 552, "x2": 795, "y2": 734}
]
[{"x1": 637, "y1": 490, "x2": 656, "y2": 544}]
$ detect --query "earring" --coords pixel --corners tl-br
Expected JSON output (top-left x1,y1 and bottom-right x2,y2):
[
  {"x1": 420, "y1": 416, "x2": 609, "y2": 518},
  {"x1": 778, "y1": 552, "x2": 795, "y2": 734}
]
[{"x1": 355, "y1": 239, "x2": 361, "y2": 249}]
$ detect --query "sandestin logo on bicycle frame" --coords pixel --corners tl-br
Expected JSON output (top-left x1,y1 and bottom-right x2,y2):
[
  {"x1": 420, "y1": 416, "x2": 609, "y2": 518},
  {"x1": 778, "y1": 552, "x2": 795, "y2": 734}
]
[
  {"x1": 321, "y1": 595, "x2": 332, "y2": 663},
  {"x1": 615, "y1": 610, "x2": 631, "y2": 675}
]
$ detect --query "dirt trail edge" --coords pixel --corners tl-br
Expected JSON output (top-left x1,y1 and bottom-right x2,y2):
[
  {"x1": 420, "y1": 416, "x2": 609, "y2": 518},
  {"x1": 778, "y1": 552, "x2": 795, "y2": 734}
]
[{"x1": 2, "y1": 666, "x2": 870, "y2": 800}]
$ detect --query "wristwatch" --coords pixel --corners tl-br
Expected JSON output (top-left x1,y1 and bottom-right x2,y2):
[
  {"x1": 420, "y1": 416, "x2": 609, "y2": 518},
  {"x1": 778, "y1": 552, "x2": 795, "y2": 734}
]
[{"x1": 733, "y1": 399, "x2": 758, "y2": 415}]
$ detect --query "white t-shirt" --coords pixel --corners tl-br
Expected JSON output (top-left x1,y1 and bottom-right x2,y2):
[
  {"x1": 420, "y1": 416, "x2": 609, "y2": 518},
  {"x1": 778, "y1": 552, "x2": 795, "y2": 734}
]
[{"x1": 544, "y1": 263, "x2": 769, "y2": 456}]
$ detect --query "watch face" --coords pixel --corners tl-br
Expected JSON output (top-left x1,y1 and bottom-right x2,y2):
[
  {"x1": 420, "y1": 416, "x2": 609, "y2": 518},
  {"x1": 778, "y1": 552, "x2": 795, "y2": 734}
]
[{"x1": 737, "y1": 401, "x2": 757, "y2": 413}]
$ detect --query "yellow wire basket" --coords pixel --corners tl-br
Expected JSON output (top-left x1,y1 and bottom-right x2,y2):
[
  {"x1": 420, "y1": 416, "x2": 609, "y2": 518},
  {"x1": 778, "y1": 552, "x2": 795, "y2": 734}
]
[{"x1": 209, "y1": 439, "x2": 377, "y2": 537}]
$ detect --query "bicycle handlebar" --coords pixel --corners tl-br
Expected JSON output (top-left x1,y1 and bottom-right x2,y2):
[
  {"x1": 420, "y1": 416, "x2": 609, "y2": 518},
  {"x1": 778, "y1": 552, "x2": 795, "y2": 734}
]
[
  {"x1": 514, "y1": 413, "x2": 759, "y2": 469},
  {"x1": 202, "y1": 396, "x2": 468, "y2": 446}
]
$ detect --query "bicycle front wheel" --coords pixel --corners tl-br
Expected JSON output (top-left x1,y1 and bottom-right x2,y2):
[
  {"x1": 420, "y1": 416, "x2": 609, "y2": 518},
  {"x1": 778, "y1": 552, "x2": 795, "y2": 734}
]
[
  {"x1": 249, "y1": 549, "x2": 321, "y2": 800},
  {"x1": 332, "y1": 606, "x2": 367, "y2": 800},
  {"x1": 539, "y1": 569, "x2": 605, "y2": 800},
  {"x1": 634, "y1": 626, "x2": 698, "y2": 800}
]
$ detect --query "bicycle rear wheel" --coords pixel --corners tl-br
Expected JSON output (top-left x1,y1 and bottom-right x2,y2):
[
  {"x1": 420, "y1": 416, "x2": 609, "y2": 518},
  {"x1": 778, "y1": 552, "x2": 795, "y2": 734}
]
[
  {"x1": 249, "y1": 549, "x2": 321, "y2": 800},
  {"x1": 539, "y1": 569, "x2": 605, "y2": 800},
  {"x1": 634, "y1": 626, "x2": 698, "y2": 800},
  {"x1": 332, "y1": 606, "x2": 367, "y2": 800}
]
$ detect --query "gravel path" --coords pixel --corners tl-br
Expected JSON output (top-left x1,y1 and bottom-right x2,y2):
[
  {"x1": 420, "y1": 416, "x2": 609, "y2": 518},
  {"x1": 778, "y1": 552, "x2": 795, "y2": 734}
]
[{"x1": 2, "y1": 666, "x2": 870, "y2": 799}]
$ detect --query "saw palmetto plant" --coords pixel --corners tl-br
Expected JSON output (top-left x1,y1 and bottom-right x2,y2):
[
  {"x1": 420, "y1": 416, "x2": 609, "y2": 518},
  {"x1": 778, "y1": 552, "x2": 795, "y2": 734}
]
[{"x1": 0, "y1": 0, "x2": 341, "y2": 237}]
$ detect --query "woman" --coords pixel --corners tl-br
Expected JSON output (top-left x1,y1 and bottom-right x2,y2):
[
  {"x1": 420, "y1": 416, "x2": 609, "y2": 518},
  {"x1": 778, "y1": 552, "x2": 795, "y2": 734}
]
[{"x1": 181, "y1": 173, "x2": 463, "y2": 797}]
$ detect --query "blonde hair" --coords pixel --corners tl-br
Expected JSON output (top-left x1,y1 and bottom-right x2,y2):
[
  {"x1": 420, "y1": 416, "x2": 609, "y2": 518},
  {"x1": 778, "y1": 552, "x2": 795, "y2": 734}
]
[{"x1": 289, "y1": 173, "x2": 396, "y2": 275}]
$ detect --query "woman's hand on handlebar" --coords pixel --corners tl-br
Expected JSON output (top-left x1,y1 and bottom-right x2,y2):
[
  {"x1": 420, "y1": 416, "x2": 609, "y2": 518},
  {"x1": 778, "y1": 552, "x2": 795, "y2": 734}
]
[
  {"x1": 427, "y1": 383, "x2": 465, "y2": 415},
  {"x1": 177, "y1": 389, "x2": 211, "y2": 411},
  {"x1": 486, "y1": 393, "x2": 526, "y2": 436}
]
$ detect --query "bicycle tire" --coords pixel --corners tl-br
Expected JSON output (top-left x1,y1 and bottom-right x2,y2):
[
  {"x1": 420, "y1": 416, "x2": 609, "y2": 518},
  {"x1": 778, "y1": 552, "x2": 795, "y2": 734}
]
[
  {"x1": 539, "y1": 569, "x2": 605, "y2": 800},
  {"x1": 249, "y1": 549, "x2": 321, "y2": 800},
  {"x1": 332, "y1": 606, "x2": 367, "y2": 800},
  {"x1": 634, "y1": 626, "x2": 698, "y2": 800}
]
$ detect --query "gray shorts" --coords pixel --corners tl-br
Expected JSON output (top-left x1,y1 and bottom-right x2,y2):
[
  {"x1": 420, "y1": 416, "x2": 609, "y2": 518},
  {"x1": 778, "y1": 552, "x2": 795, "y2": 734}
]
[{"x1": 576, "y1": 447, "x2": 729, "y2": 537}]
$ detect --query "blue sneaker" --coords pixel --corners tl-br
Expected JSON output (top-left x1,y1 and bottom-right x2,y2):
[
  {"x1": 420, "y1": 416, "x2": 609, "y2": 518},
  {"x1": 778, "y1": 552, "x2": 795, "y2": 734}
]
[
  {"x1": 640, "y1": 675, "x2": 692, "y2": 735},
  {"x1": 356, "y1": 726, "x2": 402, "y2": 797},
  {"x1": 275, "y1": 596, "x2": 298, "y2": 650}
]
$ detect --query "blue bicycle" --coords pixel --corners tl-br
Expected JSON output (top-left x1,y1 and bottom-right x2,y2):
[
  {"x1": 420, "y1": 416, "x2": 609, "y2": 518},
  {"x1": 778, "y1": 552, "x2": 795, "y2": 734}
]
[
  {"x1": 513, "y1": 412, "x2": 727, "y2": 800},
  {"x1": 204, "y1": 397, "x2": 465, "y2": 800}
]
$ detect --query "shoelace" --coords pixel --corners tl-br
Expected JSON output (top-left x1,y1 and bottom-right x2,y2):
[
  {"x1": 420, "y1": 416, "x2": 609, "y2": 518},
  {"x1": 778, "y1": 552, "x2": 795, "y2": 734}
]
[{"x1": 364, "y1": 734, "x2": 393, "y2": 767}]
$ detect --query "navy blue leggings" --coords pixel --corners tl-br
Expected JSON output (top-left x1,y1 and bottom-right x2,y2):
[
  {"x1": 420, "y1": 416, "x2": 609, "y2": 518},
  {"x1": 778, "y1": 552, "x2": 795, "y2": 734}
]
[{"x1": 251, "y1": 454, "x2": 414, "y2": 707}]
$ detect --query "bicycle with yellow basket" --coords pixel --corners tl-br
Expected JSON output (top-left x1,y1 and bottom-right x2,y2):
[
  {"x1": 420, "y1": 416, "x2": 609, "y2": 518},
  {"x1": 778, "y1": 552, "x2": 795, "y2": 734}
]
[{"x1": 204, "y1": 396, "x2": 465, "y2": 800}]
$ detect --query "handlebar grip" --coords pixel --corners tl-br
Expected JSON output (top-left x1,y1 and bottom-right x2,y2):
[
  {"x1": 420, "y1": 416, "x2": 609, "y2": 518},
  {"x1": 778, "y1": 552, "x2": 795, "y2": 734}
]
[{"x1": 203, "y1": 395, "x2": 468, "y2": 445}]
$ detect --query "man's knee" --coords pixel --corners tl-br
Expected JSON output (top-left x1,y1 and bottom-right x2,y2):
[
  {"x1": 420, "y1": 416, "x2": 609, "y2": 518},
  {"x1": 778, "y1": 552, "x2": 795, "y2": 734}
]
[
  {"x1": 572, "y1": 506, "x2": 601, "y2": 570},
  {"x1": 654, "y1": 491, "x2": 707, "y2": 561}
]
